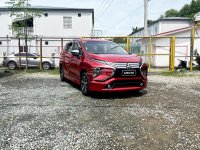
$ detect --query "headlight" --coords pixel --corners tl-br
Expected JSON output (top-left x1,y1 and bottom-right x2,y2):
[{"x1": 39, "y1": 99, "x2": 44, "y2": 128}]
[
  {"x1": 91, "y1": 58, "x2": 107, "y2": 65},
  {"x1": 93, "y1": 67, "x2": 115, "y2": 81},
  {"x1": 140, "y1": 63, "x2": 148, "y2": 78},
  {"x1": 91, "y1": 58, "x2": 114, "y2": 67},
  {"x1": 93, "y1": 67, "x2": 101, "y2": 78}
]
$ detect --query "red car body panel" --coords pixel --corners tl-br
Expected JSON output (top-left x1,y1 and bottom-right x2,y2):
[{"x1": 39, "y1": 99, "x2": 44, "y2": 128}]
[{"x1": 60, "y1": 39, "x2": 148, "y2": 92}]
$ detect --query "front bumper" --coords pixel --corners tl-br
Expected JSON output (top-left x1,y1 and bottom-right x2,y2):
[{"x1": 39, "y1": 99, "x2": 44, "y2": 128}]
[{"x1": 89, "y1": 76, "x2": 147, "y2": 92}]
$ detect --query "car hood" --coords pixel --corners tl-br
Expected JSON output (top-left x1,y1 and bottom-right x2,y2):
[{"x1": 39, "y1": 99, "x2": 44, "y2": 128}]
[{"x1": 89, "y1": 54, "x2": 141, "y2": 63}]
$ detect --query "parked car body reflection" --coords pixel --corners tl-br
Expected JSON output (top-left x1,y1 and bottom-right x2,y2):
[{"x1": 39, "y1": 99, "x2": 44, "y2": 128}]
[{"x1": 3, "y1": 52, "x2": 55, "y2": 70}]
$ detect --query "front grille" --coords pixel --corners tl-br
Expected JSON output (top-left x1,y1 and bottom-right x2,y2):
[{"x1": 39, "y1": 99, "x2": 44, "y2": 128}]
[
  {"x1": 112, "y1": 62, "x2": 140, "y2": 69},
  {"x1": 112, "y1": 62, "x2": 141, "y2": 78}
]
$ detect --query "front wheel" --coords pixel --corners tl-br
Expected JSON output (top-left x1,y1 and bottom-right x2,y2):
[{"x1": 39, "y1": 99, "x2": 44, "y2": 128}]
[
  {"x1": 60, "y1": 66, "x2": 66, "y2": 82},
  {"x1": 42, "y1": 62, "x2": 51, "y2": 70},
  {"x1": 80, "y1": 72, "x2": 90, "y2": 96}
]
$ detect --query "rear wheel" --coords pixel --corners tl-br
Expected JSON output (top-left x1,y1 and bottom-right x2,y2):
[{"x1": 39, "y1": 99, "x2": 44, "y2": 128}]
[
  {"x1": 60, "y1": 65, "x2": 67, "y2": 82},
  {"x1": 8, "y1": 61, "x2": 17, "y2": 70},
  {"x1": 80, "y1": 72, "x2": 90, "y2": 96},
  {"x1": 42, "y1": 62, "x2": 51, "y2": 70}
]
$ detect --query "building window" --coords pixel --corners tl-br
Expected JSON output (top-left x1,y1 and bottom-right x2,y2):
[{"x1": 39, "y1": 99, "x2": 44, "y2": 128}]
[
  {"x1": 78, "y1": 13, "x2": 81, "y2": 17},
  {"x1": 0, "y1": 41, "x2": 2, "y2": 45},
  {"x1": 45, "y1": 41, "x2": 49, "y2": 45},
  {"x1": 63, "y1": 16, "x2": 72, "y2": 29},
  {"x1": 44, "y1": 13, "x2": 48, "y2": 17}
]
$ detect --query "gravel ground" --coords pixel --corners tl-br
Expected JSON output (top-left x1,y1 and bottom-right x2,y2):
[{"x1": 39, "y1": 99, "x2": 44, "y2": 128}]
[{"x1": 0, "y1": 72, "x2": 200, "y2": 150}]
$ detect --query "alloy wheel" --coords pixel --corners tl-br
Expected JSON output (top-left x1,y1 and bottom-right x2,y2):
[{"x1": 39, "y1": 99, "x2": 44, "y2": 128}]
[
  {"x1": 81, "y1": 73, "x2": 89, "y2": 95},
  {"x1": 8, "y1": 62, "x2": 16, "y2": 70}
]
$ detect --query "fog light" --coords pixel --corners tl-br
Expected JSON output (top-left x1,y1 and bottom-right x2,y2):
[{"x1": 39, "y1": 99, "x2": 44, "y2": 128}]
[{"x1": 140, "y1": 83, "x2": 144, "y2": 86}]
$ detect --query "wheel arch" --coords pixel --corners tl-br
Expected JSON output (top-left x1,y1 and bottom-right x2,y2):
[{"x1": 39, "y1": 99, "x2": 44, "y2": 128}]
[{"x1": 80, "y1": 69, "x2": 87, "y2": 78}]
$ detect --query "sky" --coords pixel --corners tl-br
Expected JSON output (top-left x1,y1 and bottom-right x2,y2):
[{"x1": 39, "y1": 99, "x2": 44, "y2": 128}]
[{"x1": 0, "y1": 0, "x2": 192, "y2": 36}]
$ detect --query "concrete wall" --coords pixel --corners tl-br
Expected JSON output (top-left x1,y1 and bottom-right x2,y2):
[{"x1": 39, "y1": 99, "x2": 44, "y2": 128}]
[
  {"x1": 160, "y1": 20, "x2": 190, "y2": 33},
  {"x1": 0, "y1": 11, "x2": 11, "y2": 37},
  {"x1": 135, "y1": 28, "x2": 200, "y2": 67},
  {"x1": 0, "y1": 9, "x2": 93, "y2": 37},
  {"x1": 34, "y1": 11, "x2": 93, "y2": 37}
]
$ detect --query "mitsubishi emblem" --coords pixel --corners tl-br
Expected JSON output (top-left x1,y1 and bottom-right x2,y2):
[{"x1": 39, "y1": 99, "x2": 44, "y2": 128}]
[{"x1": 126, "y1": 63, "x2": 131, "y2": 69}]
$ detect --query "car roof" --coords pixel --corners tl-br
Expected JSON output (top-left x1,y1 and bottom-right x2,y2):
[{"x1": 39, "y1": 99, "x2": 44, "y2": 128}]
[{"x1": 80, "y1": 38, "x2": 111, "y2": 42}]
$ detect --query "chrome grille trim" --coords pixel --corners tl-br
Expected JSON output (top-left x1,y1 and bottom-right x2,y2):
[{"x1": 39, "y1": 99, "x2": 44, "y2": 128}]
[{"x1": 112, "y1": 63, "x2": 140, "y2": 69}]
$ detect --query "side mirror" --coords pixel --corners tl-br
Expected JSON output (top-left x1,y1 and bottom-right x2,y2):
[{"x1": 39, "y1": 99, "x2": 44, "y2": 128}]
[{"x1": 71, "y1": 49, "x2": 80, "y2": 56}]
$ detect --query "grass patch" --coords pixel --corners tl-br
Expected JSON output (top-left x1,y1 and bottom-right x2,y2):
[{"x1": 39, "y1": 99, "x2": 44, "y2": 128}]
[
  {"x1": 161, "y1": 70, "x2": 197, "y2": 77},
  {"x1": 1, "y1": 67, "x2": 60, "y2": 75},
  {"x1": 193, "y1": 67, "x2": 200, "y2": 71}
]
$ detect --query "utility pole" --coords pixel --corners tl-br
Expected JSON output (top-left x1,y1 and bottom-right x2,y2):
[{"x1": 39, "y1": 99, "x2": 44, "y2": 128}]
[{"x1": 144, "y1": 0, "x2": 149, "y2": 36}]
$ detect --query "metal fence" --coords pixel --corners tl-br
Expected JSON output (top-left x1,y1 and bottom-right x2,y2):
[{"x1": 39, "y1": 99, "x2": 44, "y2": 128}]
[{"x1": 0, "y1": 36, "x2": 199, "y2": 72}]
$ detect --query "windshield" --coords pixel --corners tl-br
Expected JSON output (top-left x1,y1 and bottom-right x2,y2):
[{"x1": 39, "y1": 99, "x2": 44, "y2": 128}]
[{"x1": 83, "y1": 41, "x2": 129, "y2": 55}]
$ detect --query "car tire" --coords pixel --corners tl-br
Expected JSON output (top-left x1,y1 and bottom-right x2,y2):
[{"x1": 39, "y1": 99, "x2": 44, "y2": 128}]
[
  {"x1": 42, "y1": 62, "x2": 51, "y2": 70},
  {"x1": 80, "y1": 72, "x2": 90, "y2": 96},
  {"x1": 7, "y1": 61, "x2": 17, "y2": 70},
  {"x1": 60, "y1": 66, "x2": 66, "y2": 82}
]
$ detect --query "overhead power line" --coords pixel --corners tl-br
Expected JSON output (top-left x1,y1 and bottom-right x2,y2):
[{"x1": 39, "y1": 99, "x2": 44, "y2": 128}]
[
  {"x1": 96, "y1": 0, "x2": 114, "y2": 17},
  {"x1": 113, "y1": 2, "x2": 144, "y2": 27},
  {"x1": 95, "y1": 0, "x2": 110, "y2": 16}
]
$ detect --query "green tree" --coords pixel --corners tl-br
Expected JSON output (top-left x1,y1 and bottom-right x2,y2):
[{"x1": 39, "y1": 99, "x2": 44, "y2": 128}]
[
  {"x1": 6, "y1": 0, "x2": 41, "y2": 70},
  {"x1": 165, "y1": 9, "x2": 178, "y2": 17},
  {"x1": 179, "y1": 4, "x2": 190, "y2": 17},
  {"x1": 159, "y1": 14, "x2": 165, "y2": 19},
  {"x1": 113, "y1": 37, "x2": 127, "y2": 43},
  {"x1": 162, "y1": 0, "x2": 200, "y2": 19}
]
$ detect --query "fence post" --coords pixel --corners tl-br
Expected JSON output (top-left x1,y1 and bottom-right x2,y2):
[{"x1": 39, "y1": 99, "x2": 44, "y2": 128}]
[
  {"x1": 40, "y1": 38, "x2": 43, "y2": 71},
  {"x1": 61, "y1": 38, "x2": 63, "y2": 51},
  {"x1": 18, "y1": 38, "x2": 21, "y2": 70},
  {"x1": 148, "y1": 36, "x2": 152, "y2": 71},
  {"x1": 170, "y1": 36, "x2": 175, "y2": 71},
  {"x1": 190, "y1": 25, "x2": 195, "y2": 72},
  {"x1": 126, "y1": 36, "x2": 130, "y2": 52}
]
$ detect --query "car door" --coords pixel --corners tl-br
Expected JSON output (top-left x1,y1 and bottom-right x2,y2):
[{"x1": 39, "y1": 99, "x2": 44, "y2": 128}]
[
  {"x1": 18, "y1": 53, "x2": 27, "y2": 67},
  {"x1": 69, "y1": 41, "x2": 83, "y2": 80},
  {"x1": 63, "y1": 41, "x2": 73, "y2": 77},
  {"x1": 27, "y1": 53, "x2": 39, "y2": 67}
]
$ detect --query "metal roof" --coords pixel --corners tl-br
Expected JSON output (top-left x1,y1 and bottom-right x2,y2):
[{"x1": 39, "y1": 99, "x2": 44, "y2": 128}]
[{"x1": 130, "y1": 17, "x2": 192, "y2": 35}]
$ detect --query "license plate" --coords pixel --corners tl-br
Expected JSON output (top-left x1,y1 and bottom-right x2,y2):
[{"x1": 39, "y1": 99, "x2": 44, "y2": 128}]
[{"x1": 122, "y1": 70, "x2": 136, "y2": 76}]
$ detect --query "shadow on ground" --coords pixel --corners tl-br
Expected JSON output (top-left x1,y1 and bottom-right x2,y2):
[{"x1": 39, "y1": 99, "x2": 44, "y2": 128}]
[
  {"x1": 0, "y1": 70, "x2": 14, "y2": 78},
  {"x1": 64, "y1": 79, "x2": 147, "y2": 99},
  {"x1": 90, "y1": 90, "x2": 147, "y2": 99}
]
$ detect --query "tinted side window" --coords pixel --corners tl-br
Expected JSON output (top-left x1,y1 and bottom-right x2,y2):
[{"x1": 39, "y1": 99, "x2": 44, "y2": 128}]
[
  {"x1": 14, "y1": 53, "x2": 26, "y2": 57},
  {"x1": 27, "y1": 53, "x2": 34, "y2": 57},
  {"x1": 73, "y1": 41, "x2": 81, "y2": 50},
  {"x1": 64, "y1": 42, "x2": 73, "y2": 52}
]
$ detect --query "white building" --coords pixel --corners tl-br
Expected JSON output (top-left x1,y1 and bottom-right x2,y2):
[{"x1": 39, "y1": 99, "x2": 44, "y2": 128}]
[
  {"x1": 0, "y1": 6, "x2": 94, "y2": 37},
  {"x1": 0, "y1": 6, "x2": 94, "y2": 66},
  {"x1": 130, "y1": 17, "x2": 200, "y2": 67}
]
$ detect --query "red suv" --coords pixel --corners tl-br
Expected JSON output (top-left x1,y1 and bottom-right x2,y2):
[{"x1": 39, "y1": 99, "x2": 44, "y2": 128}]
[{"x1": 60, "y1": 39, "x2": 148, "y2": 95}]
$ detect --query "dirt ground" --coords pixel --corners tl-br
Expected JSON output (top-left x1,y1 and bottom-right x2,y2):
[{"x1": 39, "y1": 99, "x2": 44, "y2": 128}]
[{"x1": 0, "y1": 72, "x2": 200, "y2": 149}]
